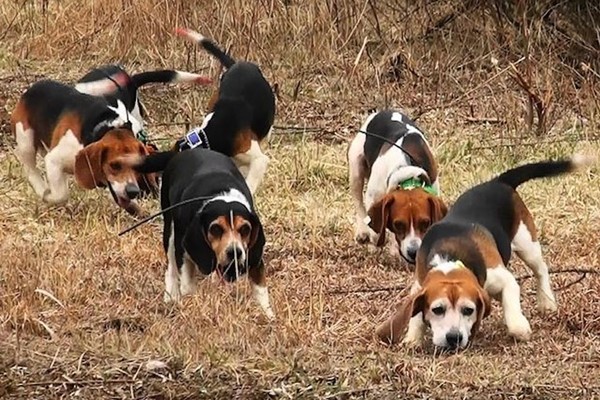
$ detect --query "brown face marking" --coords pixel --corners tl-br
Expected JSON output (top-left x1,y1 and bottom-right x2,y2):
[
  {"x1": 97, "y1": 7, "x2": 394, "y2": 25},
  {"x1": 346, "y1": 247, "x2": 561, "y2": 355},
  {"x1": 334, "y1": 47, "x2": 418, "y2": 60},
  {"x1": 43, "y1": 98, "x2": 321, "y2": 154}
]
[
  {"x1": 206, "y1": 215, "x2": 253, "y2": 266},
  {"x1": 232, "y1": 128, "x2": 258, "y2": 155},
  {"x1": 369, "y1": 189, "x2": 447, "y2": 248},
  {"x1": 73, "y1": 128, "x2": 142, "y2": 189},
  {"x1": 98, "y1": 129, "x2": 144, "y2": 183}
]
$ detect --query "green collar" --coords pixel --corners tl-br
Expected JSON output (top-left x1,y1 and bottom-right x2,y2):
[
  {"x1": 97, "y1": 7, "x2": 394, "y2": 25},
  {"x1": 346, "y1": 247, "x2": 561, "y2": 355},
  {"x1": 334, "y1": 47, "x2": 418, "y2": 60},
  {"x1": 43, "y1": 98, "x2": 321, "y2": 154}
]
[
  {"x1": 136, "y1": 128, "x2": 149, "y2": 144},
  {"x1": 399, "y1": 177, "x2": 438, "y2": 196}
]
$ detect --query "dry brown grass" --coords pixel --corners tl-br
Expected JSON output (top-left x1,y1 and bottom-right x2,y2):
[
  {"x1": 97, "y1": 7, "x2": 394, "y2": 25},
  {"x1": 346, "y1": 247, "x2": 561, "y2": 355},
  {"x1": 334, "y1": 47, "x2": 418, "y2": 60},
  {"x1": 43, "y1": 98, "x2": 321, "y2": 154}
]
[{"x1": 1, "y1": 1, "x2": 600, "y2": 399}]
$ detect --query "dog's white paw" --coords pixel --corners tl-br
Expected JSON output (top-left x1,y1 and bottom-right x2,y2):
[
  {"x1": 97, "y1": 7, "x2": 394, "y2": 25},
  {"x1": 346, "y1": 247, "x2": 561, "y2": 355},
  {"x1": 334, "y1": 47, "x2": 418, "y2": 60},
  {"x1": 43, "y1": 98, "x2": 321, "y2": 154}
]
[
  {"x1": 507, "y1": 314, "x2": 532, "y2": 341},
  {"x1": 537, "y1": 292, "x2": 558, "y2": 313}
]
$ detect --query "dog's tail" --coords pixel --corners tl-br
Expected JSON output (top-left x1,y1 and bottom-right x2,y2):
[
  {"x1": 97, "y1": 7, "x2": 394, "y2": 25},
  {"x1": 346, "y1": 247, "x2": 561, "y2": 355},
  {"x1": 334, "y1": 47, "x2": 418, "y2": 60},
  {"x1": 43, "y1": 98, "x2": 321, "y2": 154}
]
[
  {"x1": 175, "y1": 28, "x2": 236, "y2": 68},
  {"x1": 130, "y1": 70, "x2": 212, "y2": 89},
  {"x1": 494, "y1": 153, "x2": 595, "y2": 189},
  {"x1": 135, "y1": 151, "x2": 178, "y2": 174}
]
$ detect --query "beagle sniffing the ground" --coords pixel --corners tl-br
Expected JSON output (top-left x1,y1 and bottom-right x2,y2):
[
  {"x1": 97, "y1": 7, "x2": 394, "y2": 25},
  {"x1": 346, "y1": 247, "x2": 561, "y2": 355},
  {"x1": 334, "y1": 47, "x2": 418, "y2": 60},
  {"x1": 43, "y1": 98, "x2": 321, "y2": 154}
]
[
  {"x1": 11, "y1": 77, "x2": 151, "y2": 215},
  {"x1": 348, "y1": 109, "x2": 447, "y2": 264},
  {"x1": 174, "y1": 28, "x2": 276, "y2": 194},
  {"x1": 135, "y1": 148, "x2": 274, "y2": 318},
  {"x1": 77, "y1": 64, "x2": 212, "y2": 195},
  {"x1": 376, "y1": 154, "x2": 595, "y2": 350}
]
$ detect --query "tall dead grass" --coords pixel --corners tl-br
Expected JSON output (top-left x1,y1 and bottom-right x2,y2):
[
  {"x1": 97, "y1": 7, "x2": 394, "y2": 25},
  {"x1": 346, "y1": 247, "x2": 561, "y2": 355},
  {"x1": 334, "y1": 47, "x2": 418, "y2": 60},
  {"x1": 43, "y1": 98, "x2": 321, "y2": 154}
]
[{"x1": 1, "y1": 0, "x2": 599, "y2": 138}]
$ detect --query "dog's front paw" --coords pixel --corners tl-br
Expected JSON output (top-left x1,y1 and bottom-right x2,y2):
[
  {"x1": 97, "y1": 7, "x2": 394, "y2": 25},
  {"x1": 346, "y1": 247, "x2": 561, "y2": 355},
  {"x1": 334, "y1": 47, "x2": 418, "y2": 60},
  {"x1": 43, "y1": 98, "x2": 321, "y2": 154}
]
[
  {"x1": 402, "y1": 334, "x2": 424, "y2": 348},
  {"x1": 42, "y1": 190, "x2": 68, "y2": 205},
  {"x1": 163, "y1": 289, "x2": 181, "y2": 304},
  {"x1": 537, "y1": 292, "x2": 558, "y2": 313},
  {"x1": 507, "y1": 314, "x2": 532, "y2": 341},
  {"x1": 354, "y1": 229, "x2": 372, "y2": 244}
]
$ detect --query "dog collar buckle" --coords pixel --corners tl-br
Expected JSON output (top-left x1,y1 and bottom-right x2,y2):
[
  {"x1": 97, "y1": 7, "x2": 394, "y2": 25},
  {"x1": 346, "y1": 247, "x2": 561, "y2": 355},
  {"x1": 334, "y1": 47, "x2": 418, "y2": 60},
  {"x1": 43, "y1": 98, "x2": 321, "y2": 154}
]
[{"x1": 181, "y1": 127, "x2": 210, "y2": 151}]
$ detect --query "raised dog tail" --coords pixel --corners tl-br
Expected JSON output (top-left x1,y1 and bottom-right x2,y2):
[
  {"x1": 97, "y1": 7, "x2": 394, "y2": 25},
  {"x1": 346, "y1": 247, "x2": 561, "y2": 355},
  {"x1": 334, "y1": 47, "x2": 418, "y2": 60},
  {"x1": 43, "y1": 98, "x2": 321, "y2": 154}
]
[
  {"x1": 494, "y1": 153, "x2": 595, "y2": 189},
  {"x1": 135, "y1": 151, "x2": 178, "y2": 174},
  {"x1": 131, "y1": 70, "x2": 212, "y2": 89},
  {"x1": 175, "y1": 28, "x2": 236, "y2": 68}
]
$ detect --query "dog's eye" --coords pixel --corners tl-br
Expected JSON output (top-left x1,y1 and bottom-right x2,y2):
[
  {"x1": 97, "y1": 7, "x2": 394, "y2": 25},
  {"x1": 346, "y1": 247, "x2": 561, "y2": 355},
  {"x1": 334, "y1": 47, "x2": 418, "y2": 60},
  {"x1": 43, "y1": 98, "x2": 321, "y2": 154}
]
[
  {"x1": 238, "y1": 224, "x2": 251, "y2": 237},
  {"x1": 461, "y1": 306, "x2": 475, "y2": 316},
  {"x1": 392, "y1": 220, "x2": 406, "y2": 234},
  {"x1": 418, "y1": 219, "x2": 430, "y2": 232},
  {"x1": 209, "y1": 224, "x2": 224, "y2": 237},
  {"x1": 110, "y1": 161, "x2": 122, "y2": 171},
  {"x1": 432, "y1": 306, "x2": 445, "y2": 316}
]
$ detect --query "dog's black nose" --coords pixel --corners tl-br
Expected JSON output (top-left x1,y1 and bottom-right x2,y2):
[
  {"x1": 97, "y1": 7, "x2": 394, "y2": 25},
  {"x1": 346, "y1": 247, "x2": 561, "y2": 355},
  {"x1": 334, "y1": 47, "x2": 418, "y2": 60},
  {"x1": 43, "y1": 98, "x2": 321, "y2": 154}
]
[
  {"x1": 445, "y1": 331, "x2": 463, "y2": 348},
  {"x1": 406, "y1": 247, "x2": 418, "y2": 261},
  {"x1": 125, "y1": 183, "x2": 140, "y2": 199},
  {"x1": 226, "y1": 247, "x2": 243, "y2": 261}
]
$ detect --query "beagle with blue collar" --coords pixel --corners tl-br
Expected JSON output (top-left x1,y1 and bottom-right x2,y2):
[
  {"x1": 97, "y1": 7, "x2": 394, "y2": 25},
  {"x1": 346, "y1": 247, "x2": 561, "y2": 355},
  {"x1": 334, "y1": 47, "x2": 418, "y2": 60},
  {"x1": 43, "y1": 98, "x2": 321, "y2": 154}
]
[
  {"x1": 135, "y1": 148, "x2": 274, "y2": 318},
  {"x1": 173, "y1": 28, "x2": 276, "y2": 194},
  {"x1": 348, "y1": 109, "x2": 447, "y2": 264},
  {"x1": 376, "y1": 154, "x2": 595, "y2": 350},
  {"x1": 11, "y1": 76, "x2": 150, "y2": 215}
]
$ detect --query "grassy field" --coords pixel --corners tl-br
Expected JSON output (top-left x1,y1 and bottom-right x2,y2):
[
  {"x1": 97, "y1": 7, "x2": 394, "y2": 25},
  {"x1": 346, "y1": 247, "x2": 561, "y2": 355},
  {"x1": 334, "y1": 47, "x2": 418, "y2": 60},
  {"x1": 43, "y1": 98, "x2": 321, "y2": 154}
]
[{"x1": 1, "y1": 1, "x2": 600, "y2": 399}]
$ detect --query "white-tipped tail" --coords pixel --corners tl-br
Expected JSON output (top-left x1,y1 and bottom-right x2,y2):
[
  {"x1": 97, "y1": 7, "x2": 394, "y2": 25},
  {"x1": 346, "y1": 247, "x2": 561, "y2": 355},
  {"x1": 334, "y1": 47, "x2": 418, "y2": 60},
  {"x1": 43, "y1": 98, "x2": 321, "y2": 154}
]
[
  {"x1": 175, "y1": 27, "x2": 204, "y2": 43},
  {"x1": 173, "y1": 71, "x2": 212, "y2": 85},
  {"x1": 572, "y1": 153, "x2": 596, "y2": 169}
]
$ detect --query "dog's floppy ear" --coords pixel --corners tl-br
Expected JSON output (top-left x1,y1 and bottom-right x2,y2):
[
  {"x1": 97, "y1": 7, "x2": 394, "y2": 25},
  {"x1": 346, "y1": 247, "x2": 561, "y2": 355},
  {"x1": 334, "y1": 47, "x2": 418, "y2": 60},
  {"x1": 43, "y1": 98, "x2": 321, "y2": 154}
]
[
  {"x1": 375, "y1": 290, "x2": 426, "y2": 344},
  {"x1": 74, "y1": 142, "x2": 107, "y2": 189},
  {"x1": 368, "y1": 194, "x2": 394, "y2": 247},
  {"x1": 183, "y1": 212, "x2": 216, "y2": 276},
  {"x1": 471, "y1": 287, "x2": 492, "y2": 338},
  {"x1": 247, "y1": 212, "x2": 266, "y2": 269},
  {"x1": 428, "y1": 196, "x2": 448, "y2": 223}
]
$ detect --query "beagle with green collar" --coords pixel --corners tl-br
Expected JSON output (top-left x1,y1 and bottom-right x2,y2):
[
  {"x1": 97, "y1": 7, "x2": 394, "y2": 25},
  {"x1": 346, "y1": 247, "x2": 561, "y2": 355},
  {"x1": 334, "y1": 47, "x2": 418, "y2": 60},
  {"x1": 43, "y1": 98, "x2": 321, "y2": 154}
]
[
  {"x1": 376, "y1": 154, "x2": 595, "y2": 350},
  {"x1": 348, "y1": 109, "x2": 447, "y2": 265}
]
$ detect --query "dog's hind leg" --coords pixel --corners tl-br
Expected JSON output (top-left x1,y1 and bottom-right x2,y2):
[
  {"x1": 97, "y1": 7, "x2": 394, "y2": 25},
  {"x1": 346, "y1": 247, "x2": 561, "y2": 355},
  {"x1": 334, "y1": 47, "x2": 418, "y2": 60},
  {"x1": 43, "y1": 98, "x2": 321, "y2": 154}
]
[
  {"x1": 15, "y1": 122, "x2": 48, "y2": 197},
  {"x1": 235, "y1": 140, "x2": 269, "y2": 194},
  {"x1": 512, "y1": 218, "x2": 557, "y2": 313},
  {"x1": 348, "y1": 134, "x2": 373, "y2": 244}
]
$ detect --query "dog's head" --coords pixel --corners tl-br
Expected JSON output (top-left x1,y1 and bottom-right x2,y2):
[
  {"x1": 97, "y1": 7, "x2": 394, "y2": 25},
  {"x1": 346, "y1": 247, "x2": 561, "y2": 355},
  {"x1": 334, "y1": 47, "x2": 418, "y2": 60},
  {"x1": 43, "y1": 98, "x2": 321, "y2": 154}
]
[
  {"x1": 185, "y1": 196, "x2": 265, "y2": 281},
  {"x1": 368, "y1": 188, "x2": 447, "y2": 264},
  {"x1": 376, "y1": 264, "x2": 491, "y2": 350},
  {"x1": 74, "y1": 128, "x2": 149, "y2": 214}
]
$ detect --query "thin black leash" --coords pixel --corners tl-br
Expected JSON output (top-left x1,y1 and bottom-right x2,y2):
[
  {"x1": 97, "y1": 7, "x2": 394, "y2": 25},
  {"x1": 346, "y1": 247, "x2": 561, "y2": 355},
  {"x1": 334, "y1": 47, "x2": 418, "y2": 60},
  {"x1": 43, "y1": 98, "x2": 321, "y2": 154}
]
[
  {"x1": 118, "y1": 195, "x2": 214, "y2": 236},
  {"x1": 357, "y1": 129, "x2": 418, "y2": 166}
]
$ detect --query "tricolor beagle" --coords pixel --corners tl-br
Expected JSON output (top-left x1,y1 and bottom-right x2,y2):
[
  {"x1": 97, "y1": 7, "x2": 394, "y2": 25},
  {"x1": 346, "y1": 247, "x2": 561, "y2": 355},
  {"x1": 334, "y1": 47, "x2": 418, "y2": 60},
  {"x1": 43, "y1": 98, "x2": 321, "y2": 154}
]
[
  {"x1": 11, "y1": 77, "x2": 151, "y2": 215},
  {"x1": 348, "y1": 110, "x2": 447, "y2": 264},
  {"x1": 174, "y1": 28, "x2": 276, "y2": 194},
  {"x1": 135, "y1": 148, "x2": 274, "y2": 318},
  {"x1": 76, "y1": 64, "x2": 212, "y2": 195},
  {"x1": 376, "y1": 154, "x2": 595, "y2": 350}
]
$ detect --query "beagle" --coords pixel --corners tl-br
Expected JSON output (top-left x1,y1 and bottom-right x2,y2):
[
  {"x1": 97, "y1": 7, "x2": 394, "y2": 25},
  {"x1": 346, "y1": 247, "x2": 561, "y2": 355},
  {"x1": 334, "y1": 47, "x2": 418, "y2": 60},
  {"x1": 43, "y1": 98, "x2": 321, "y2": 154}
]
[
  {"x1": 135, "y1": 148, "x2": 274, "y2": 318},
  {"x1": 348, "y1": 109, "x2": 447, "y2": 264},
  {"x1": 376, "y1": 154, "x2": 594, "y2": 350},
  {"x1": 174, "y1": 28, "x2": 276, "y2": 194},
  {"x1": 76, "y1": 64, "x2": 212, "y2": 195},
  {"x1": 11, "y1": 78, "x2": 151, "y2": 215}
]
